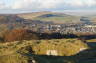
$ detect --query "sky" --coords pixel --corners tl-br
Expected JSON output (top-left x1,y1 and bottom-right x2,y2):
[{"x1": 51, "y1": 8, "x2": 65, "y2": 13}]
[{"x1": 0, "y1": 0, "x2": 96, "y2": 13}]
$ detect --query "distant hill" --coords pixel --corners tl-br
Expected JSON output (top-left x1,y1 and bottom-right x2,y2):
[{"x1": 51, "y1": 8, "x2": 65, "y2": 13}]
[
  {"x1": 17, "y1": 11, "x2": 81, "y2": 24},
  {"x1": 88, "y1": 16, "x2": 96, "y2": 23},
  {"x1": 0, "y1": 11, "x2": 95, "y2": 24},
  {"x1": 17, "y1": 11, "x2": 53, "y2": 19},
  {"x1": 0, "y1": 11, "x2": 92, "y2": 24},
  {"x1": 82, "y1": 14, "x2": 96, "y2": 23},
  {"x1": 0, "y1": 15, "x2": 24, "y2": 24}
]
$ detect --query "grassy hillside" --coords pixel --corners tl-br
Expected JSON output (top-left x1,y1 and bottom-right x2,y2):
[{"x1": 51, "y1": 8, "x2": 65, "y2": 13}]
[
  {"x1": 0, "y1": 39, "x2": 88, "y2": 56},
  {"x1": 85, "y1": 15, "x2": 96, "y2": 23},
  {"x1": 18, "y1": 12, "x2": 81, "y2": 24},
  {"x1": 87, "y1": 39, "x2": 96, "y2": 42},
  {"x1": 17, "y1": 11, "x2": 53, "y2": 19},
  {"x1": 90, "y1": 17, "x2": 96, "y2": 23},
  {"x1": 0, "y1": 39, "x2": 88, "y2": 63}
]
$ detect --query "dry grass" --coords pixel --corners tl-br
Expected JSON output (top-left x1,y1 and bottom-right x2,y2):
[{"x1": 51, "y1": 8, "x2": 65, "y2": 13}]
[
  {"x1": 0, "y1": 39, "x2": 89, "y2": 63},
  {"x1": 0, "y1": 39, "x2": 88, "y2": 56}
]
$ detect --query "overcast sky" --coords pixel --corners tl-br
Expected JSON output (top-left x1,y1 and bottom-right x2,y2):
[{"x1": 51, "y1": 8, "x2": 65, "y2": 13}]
[{"x1": 0, "y1": 0, "x2": 96, "y2": 13}]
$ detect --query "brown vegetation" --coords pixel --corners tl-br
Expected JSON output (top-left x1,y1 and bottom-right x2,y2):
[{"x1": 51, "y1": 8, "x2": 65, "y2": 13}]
[
  {"x1": 1, "y1": 29, "x2": 96, "y2": 42},
  {"x1": 4, "y1": 29, "x2": 39, "y2": 42}
]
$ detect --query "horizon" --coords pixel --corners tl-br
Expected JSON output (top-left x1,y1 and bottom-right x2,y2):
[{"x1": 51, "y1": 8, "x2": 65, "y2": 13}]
[{"x1": 0, "y1": 10, "x2": 96, "y2": 16}]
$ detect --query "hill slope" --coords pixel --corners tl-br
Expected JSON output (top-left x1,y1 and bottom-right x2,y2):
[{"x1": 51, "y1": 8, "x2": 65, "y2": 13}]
[
  {"x1": 0, "y1": 39, "x2": 88, "y2": 63},
  {"x1": 18, "y1": 12, "x2": 81, "y2": 24}
]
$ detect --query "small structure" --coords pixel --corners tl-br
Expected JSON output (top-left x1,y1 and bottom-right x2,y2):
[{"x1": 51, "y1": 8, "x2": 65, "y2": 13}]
[{"x1": 46, "y1": 50, "x2": 58, "y2": 56}]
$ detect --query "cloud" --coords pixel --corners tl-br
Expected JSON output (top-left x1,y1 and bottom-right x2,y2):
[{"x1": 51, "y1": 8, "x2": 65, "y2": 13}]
[
  {"x1": 12, "y1": 0, "x2": 62, "y2": 9},
  {"x1": 11, "y1": 0, "x2": 96, "y2": 10},
  {"x1": 0, "y1": 1, "x2": 7, "y2": 9},
  {"x1": 64, "y1": 0, "x2": 96, "y2": 7},
  {"x1": 0, "y1": 0, "x2": 96, "y2": 11}
]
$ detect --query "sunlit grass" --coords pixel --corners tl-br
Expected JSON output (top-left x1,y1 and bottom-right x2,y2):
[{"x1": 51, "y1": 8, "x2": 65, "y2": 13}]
[
  {"x1": 0, "y1": 39, "x2": 89, "y2": 63},
  {"x1": 0, "y1": 39, "x2": 88, "y2": 56}
]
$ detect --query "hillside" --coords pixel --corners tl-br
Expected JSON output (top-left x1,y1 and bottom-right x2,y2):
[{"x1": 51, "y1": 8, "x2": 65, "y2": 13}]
[
  {"x1": 83, "y1": 15, "x2": 96, "y2": 23},
  {"x1": 0, "y1": 12, "x2": 92, "y2": 24},
  {"x1": 0, "y1": 12, "x2": 94, "y2": 24},
  {"x1": 90, "y1": 16, "x2": 96, "y2": 23},
  {"x1": 0, "y1": 39, "x2": 96, "y2": 63},
  {"x1": 18, "y1": 12, "x2": 81, "y2": 24},
  {"x1": 0, "y1": 39, "x2": 88, "y2": 63}
]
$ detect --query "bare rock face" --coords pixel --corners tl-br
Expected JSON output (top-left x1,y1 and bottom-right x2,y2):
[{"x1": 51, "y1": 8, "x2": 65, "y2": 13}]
[{"x1": 46, "y1": 50, "x2": 58, "y2": 56}]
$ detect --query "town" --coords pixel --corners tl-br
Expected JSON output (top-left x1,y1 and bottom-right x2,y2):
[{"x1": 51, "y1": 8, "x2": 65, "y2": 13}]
[
  {"x1": 1, "y1": 15, "x2": 96, "y2": 35},
  {"x1": 21, "y1": 20, "x2": 96, "y2": 34}
]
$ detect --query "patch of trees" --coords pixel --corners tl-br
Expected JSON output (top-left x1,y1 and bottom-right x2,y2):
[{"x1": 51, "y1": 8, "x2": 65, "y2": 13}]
[
  {"x1": 4, "y1": 29, "x2": 39, "y2": 42},
  {"x1": 39, "y1": 33, "x2": 78, "y2": 39}
]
